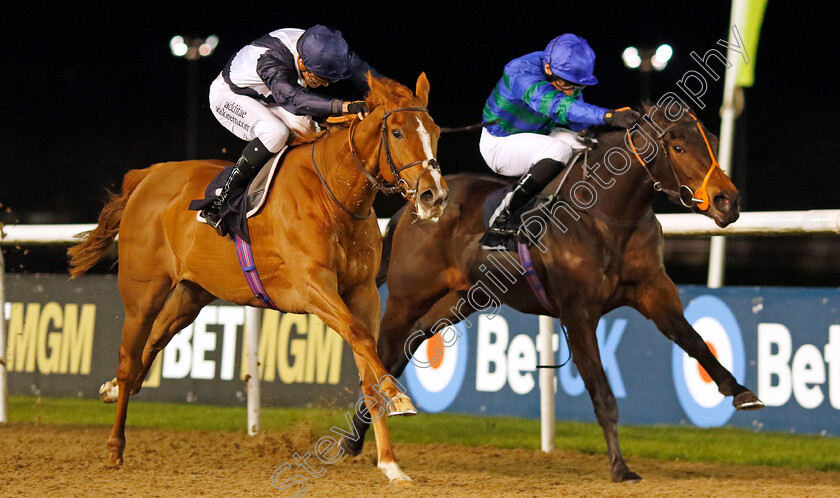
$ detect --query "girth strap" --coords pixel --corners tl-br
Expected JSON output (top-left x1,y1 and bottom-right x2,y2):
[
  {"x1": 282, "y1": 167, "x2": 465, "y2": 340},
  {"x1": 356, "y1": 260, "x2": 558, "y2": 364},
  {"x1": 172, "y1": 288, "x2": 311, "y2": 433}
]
[
  {"x1": 517, "y1": 242, "x2": 558, "y2": 316},
  {"x1": 234, "y1": 235, "x2": 279, "y2": 310}
]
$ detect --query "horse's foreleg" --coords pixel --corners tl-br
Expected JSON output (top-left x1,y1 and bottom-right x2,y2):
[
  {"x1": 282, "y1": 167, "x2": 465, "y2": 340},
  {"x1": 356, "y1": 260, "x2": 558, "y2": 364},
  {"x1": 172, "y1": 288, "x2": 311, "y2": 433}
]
[
  {"x1": 338, "y1": 293, "x2": 418, "y2": 457},
  {"x1": 635, "y1": 273, "x2": 763, "y2": 409},
  {"x1": 108, "y1": 277, "x2": 171, "y2": 465},
  {"x1": 341, "y1": 290, "x2": 470, "y2": 453},
  {"x1": 348, "y1": 289, "x2": 470, "y2": 484},
  {"x1": 565, "y1": 308, "x2": 641, "y2": 483},
  {"x1": 339, "y1": 284, "x2": 410, "y2": 485},
  {"x1": 306, "y1": 277, "x2": 414, "y2": 415}
]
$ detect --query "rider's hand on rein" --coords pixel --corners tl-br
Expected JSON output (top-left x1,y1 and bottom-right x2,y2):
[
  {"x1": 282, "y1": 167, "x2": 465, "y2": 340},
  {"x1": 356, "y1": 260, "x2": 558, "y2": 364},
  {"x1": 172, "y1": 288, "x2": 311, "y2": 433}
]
[
  {"x1": 344, "y1": 100, "x2": 369, "y2": 117},
  {"x1": 604, "y1": 108, "x2": 641, "y2": 129}
]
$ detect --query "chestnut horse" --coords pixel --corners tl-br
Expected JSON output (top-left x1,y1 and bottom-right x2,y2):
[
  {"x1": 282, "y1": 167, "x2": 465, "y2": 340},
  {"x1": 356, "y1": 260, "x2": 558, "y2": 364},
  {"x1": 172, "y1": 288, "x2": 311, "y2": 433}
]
[
  {"x1": 341, "y1": 103, "x2": 764, "y2": 483},
  {"x1": 68, "y1": 74, "x2": 448, "y2": 472}
]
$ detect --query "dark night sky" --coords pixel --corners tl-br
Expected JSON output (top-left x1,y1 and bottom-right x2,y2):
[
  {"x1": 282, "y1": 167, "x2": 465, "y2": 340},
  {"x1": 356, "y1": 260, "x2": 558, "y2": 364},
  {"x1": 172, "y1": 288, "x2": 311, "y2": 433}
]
[{"x1": 2, "y1": 2, "x2": 839, "y2": 223}]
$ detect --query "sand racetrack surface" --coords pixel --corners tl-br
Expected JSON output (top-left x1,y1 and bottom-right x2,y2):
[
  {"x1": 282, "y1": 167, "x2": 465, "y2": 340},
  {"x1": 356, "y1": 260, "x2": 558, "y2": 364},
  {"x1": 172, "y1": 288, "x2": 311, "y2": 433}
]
[{"x1": 3, "y1": 423, "x2": 839, "y2": 497}]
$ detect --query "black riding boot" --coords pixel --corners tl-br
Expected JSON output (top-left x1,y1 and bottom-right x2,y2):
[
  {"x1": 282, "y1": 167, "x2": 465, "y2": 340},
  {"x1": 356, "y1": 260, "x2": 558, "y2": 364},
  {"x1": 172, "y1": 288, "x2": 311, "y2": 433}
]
[
  {"x1": 481, "y1": 158, "x2": 565, "y2": 250},
  {"x1": 202, "y1": 138, "x2": 273, "y2": 236}
]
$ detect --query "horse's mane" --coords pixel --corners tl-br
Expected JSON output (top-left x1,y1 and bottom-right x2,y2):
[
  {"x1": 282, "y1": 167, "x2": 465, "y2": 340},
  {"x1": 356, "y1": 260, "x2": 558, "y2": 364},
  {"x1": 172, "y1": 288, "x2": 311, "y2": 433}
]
[
  {"x1": 364, "y1": 75, "x2": 421, "y2": 109},
  {"x1": 319, "y1": 76, "x2": 425, "y2": 134}
]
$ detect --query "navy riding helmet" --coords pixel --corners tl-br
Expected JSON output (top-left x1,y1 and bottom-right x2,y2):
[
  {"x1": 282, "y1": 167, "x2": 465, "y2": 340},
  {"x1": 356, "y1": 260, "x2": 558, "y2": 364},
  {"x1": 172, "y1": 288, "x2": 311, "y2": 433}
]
[
  {"x1": 296, "y1": 25, "x2": 352, "y2": 81},
  {"x1": 543, "y1": 33, "x2": 599, "y2": 86}
]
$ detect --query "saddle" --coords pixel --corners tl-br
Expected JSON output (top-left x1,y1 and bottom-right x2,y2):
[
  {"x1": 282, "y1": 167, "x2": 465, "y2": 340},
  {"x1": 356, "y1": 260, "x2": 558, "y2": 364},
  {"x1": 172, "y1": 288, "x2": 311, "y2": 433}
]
[
  {"x1": 191, "y1": 149, "x2": 287, "y2": 244},
  {"x1": 481, "y1": 148, "x2": 588, "y2": 251}
]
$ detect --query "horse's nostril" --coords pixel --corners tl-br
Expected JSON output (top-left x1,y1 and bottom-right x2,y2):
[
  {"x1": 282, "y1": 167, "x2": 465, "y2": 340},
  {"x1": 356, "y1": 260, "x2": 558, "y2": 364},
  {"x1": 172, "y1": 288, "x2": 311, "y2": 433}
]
[
  {"x1": 420, "y1": 189, "x2": 434, "y2": 204},
  {"x1": 714, "y1": 194, "x2": 732, "y2": 213}
]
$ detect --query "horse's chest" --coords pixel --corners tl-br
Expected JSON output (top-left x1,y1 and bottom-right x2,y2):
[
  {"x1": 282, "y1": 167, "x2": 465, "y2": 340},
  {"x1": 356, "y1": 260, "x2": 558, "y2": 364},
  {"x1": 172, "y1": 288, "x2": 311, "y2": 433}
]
[
  {"x1": 334, "y1": 235, "x2": 378, "y2": 287},
  {"x1": 557, "y1": 245, "x2": 624, "y2": 295}
]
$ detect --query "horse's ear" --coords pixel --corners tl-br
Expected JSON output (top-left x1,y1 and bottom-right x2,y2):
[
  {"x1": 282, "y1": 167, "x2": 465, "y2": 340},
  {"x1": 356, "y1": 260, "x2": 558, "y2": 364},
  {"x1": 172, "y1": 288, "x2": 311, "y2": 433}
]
[{"x1": 415, "y1": 72, "x2": 430, "y2": 107}]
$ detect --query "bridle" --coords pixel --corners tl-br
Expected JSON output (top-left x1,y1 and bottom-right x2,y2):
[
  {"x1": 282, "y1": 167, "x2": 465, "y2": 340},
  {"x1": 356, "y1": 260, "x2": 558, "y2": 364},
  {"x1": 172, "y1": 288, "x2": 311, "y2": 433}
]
[
  {"x1": 625, "y1": 111, "x2": 720, "y2": 211},
  {"x1": 350, "y1": 106, "x2": 440, "y2": 198},
  {"x1": 310, "y1": 106, "x2": 440, "y2": 220}
]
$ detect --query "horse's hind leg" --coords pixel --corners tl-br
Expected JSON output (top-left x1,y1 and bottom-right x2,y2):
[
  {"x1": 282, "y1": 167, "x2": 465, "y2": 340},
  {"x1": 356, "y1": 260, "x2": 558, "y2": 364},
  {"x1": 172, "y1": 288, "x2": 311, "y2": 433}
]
[
  {"x1": 635, "y1": 273, "x2": 763, "y2": 409},
  {"x1": 131, "y1": 281, "x2": 216, "y2": 395},
  {"x1": 565, "y1": 306, "x2": 641, "y2": 483},
  {"x1": 107, "y1": 276, "x2": 171, "y2": 465}
]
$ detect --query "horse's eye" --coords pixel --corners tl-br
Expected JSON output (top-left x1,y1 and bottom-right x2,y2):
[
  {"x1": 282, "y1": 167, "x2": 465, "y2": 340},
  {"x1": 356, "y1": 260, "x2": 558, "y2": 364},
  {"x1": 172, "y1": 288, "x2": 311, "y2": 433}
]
[
  {"x1": 673, "y1": 145, "x2": 684, "y2": 154},
  {"x1": 392, "y1": 129, "x2": 403, "y2": 139}
]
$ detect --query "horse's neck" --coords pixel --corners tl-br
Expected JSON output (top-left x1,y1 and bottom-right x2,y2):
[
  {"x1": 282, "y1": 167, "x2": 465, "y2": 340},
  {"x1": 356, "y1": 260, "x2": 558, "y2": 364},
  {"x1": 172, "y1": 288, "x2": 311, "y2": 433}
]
[
  {"x1": 316, "y1": 122, "x2": 381, "y2": 218},
  {"x1": 563, "y1": 131, "x2": 657, "y2": 223}
]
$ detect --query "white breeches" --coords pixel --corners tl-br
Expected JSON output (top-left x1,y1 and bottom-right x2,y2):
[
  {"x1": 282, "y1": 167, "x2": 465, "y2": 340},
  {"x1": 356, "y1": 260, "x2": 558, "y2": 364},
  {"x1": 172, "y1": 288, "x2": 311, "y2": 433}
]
[
  {"x1": 209, "y1": 74, "x2": 321, "y2": 153},
  {"x1": 479, "y1": 127, "x2": 586, "y2": 177}
]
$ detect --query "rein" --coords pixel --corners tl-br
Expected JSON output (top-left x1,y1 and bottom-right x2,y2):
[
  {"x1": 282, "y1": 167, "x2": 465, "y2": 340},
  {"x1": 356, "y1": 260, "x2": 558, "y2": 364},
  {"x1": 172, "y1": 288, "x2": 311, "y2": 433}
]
[
  {"x1": 624, "y1": 111, "x2": 721, "y2": 211},
  {"x1": 439, "y1": 118, "x2": 502, "y2": 134},
  {"x1": 311, "y1": 106, "x2": 441, "y2": 219},
  {"x1": 311, "y1": 130, "x2": 371, "y2": 220}
]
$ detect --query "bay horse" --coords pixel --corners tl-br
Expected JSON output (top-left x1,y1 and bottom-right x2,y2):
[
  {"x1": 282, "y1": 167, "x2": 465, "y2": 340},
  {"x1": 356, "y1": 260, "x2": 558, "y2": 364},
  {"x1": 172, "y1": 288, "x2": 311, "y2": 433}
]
[
  {"x1": 67, "y1": 74, "x2": 448, "y2": 468},
  {"x1": 341, "y1": 102, "x2": 764, "y2": 483}
]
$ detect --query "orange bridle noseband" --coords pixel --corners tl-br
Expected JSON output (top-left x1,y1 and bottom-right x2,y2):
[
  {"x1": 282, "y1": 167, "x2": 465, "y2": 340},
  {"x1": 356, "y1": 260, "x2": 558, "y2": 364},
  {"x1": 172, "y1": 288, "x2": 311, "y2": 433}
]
[
  {"x1": 625, "y1": 111, "x2": 720, "y2": 211},
  {"x1": 684, "y1": 112, "x2": 721, "y2": 211}
]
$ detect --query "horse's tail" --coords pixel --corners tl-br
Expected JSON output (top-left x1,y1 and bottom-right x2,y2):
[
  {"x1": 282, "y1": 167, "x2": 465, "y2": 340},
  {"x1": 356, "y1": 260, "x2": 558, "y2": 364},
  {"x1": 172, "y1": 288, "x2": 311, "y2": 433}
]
[
  {"x1": 376, "y1": 206, "x2": 405, "y2": 288},
  {"x1": 68, "y1": 168, "x2": 150, "y2": 278}
]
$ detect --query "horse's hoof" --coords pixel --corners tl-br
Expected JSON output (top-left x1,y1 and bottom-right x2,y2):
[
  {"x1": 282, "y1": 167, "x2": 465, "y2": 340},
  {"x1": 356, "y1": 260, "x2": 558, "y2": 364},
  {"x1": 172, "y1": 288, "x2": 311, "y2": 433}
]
[
  {"x1": 378, "y1": 461, "x2": 412, "y2": 485},
  {"x1": 612, "y1": 471, "x2": 642, "y2": 483},
  {"x1": 733, "y1": 391, "x2": 765, "y2": 411},
  {"x1": 621, "y1": 472, "x2": 642, "y2": 483},
  {"x1": 107, "y1": 439, "x2": 125, "y2": 466},
  {"x1": 339, "y1": 435, "x2": 364, "y2": 457},
  {"x1": 391, "y1": 477, "x2": 414, "y2": 487},
  {"x1": 99, "y1": 378, "x2": 119, "y2": 403},
  {"x1": 386, "y1": 393, "x2": 417, "y2": 417}
]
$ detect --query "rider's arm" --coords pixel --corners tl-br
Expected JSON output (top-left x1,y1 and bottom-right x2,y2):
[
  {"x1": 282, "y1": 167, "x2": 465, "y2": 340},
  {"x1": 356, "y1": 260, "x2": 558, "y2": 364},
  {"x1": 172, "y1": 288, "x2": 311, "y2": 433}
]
[
  {"x1": 510, "y1": 70, "x2": 608, "y2": 129},
  {"x1": 346, "y1": 52, "x2": 382, "y2": 92},
  {"x1": 565, "y1": 96, "x2": 610, "y2": 130}
]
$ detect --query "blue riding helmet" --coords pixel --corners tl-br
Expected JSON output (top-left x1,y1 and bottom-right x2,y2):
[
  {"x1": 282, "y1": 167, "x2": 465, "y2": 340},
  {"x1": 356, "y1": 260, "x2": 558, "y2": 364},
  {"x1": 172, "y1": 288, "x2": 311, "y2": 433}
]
[
  {"x1": 296, "y1": 25, "x2": 352, "y2": 80},
  {"x1": 542, "y1": 33, "x2": 598, "y2": 86}
]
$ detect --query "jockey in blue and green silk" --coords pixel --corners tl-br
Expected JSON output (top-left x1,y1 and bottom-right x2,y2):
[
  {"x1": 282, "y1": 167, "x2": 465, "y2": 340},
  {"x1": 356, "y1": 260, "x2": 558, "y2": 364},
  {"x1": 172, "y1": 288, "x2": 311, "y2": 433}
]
[{"x1": 479, "y1": 33, "x2": 640, "y2": 250}]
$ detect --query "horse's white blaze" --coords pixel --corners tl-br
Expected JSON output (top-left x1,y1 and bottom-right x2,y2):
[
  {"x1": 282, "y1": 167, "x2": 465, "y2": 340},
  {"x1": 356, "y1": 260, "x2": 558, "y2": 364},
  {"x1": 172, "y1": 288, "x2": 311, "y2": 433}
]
[
  {"x1": 413, "y1": 117, "x2": 444, "y2": 221},
  {"x1": 429, "y1": 168, "x2": 443, "y2": 192},
  {"x1": 416, "y1": 117, "x2": 434, "y2": 161},
  {"x1": 415, "y1": 117, "x2": 444, "y2": 191},
  {"x1": 378, "y1": 460, "x2": 411, "y2": 483}
]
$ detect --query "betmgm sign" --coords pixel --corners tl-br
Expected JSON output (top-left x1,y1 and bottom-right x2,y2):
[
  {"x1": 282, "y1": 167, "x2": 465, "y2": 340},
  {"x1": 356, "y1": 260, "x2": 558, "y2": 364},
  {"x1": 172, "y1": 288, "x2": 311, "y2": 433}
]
[
  {"x1": 5, "y1": 275, "x2": 839, "y2": 435},
  {"x1": 3, "y1": 274, "x2": 359, "y2": 406}
]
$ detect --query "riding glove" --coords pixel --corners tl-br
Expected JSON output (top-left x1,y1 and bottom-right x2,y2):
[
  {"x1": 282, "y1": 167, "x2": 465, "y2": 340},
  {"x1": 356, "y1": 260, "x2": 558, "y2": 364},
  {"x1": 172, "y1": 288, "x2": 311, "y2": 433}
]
[
  {"x1": 604, "y1": 108, "x2": 641, "y2": 129},
  {"x1": 345, "y1": 101, "x2": 369, "y2": 115}
]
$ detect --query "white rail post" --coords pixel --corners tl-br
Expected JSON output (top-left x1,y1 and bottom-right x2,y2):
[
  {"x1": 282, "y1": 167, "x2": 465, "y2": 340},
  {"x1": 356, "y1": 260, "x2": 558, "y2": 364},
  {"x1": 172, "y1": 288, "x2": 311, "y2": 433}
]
[
  {"x1": 708, "y1": 0, "x2": 747, "y2": 288},
  {"x1": 0, "y1": 247, "x2": 7, "y2": 423},
  {"x1": 538, "y1": 315, "x2": 555, "y2": 452},
  {"x1": 245, "y1": 307, "x2": 260, "y2": 436}
]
